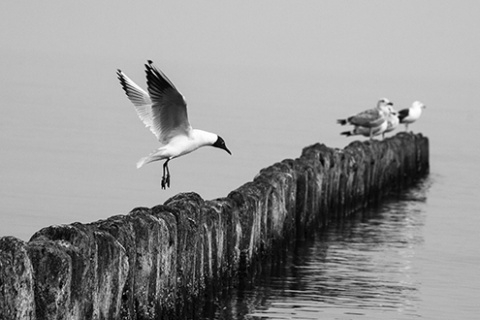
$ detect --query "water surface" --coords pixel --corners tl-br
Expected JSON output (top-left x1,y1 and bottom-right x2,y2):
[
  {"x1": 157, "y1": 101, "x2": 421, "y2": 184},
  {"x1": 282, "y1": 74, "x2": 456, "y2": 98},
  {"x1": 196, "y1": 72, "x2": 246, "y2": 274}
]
[{"x1": 196, "y1": 182, "x2": 428, "y2": 319}]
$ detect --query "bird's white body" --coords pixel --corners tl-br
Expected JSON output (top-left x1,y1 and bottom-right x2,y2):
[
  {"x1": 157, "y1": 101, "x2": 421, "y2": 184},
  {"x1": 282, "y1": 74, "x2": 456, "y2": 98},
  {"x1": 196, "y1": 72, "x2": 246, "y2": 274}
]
[
  {"x1": 398, "y1": 101, "x2": 426, "y2": 130},
  {"x1": 137, "y1": 129, "x2": 218, "y2": 168},
  {"x1": 117, "y1": 61, "x2": 231, "y2": 188},
  {"x1": 383, "y1": 105, "x2": 399, "y2": 135}
]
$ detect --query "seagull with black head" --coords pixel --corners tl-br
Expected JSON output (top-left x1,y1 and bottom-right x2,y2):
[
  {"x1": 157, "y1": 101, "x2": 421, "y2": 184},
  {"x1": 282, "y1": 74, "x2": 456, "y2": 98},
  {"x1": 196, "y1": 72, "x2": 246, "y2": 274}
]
[{"x1": 117, "y1": 60, "x2": 231, "y2": 189}]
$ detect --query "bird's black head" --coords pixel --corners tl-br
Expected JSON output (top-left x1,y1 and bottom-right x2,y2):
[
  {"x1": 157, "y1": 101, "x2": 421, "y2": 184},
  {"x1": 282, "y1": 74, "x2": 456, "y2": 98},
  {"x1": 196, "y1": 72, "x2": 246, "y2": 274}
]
[{"x1": 213, "y1": 136, "x2": 231, "y2": 155}]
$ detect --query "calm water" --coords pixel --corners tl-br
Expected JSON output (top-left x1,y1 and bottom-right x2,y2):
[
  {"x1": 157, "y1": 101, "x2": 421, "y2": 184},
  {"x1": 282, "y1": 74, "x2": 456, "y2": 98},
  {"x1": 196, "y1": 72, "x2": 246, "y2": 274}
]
[
  {"x1": 193, "y1": 171, "x2": 480, "y2": 320},
  {"x1": 198, "y1": 182, "x2": 429, "y2": 320},
  {"x1": 2, "y1": 2, "x2": 480, "y2": 316}
]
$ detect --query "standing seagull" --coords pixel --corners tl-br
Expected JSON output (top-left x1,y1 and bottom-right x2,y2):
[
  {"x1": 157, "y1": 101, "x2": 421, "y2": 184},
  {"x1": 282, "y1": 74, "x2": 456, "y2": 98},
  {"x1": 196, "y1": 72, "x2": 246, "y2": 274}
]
[
  {"x1": 117, "y1": 60, "x2": 231, "y2": 189},
  {"x1": 340, "y1": 103, "x2": 396, "y2": 139},
  {"x1": 382, "y1": 104, "x2": 400, "y2": 138},
  {"x1": 340, "y1": 120, "x2": 388, "y2": 138},
  {"x1": 337, "y1": 98, "x2": 392, "y2": 139},
  {"x1": 398, "y1": 101, "x2": 426, "y2": 131}
]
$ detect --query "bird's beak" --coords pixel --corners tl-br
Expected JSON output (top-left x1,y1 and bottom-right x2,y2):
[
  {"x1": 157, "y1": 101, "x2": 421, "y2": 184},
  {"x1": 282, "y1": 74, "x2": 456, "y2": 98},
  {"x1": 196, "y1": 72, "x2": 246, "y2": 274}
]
[{"x1": 224, "y1": 146, "x2": 232, "y2": 155}]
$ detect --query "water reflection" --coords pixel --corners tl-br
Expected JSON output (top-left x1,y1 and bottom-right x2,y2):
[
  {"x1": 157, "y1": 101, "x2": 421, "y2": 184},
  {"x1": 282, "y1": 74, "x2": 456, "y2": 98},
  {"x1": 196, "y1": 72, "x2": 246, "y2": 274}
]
[{"x1": 197, "y1": 179, "x2": 430, "y2": 320}]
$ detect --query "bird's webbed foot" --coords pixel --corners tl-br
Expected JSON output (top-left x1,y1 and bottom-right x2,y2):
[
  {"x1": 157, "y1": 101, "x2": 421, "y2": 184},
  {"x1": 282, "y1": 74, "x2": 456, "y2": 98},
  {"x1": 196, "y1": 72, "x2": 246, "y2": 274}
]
[{"x1": 161, "y1": 174, "x2": 170, "y2": 189}]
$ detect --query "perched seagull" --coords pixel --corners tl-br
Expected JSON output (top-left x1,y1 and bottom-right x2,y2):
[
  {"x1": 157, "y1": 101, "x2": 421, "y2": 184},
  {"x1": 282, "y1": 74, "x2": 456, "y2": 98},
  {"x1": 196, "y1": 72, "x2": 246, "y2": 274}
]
[
  {"x1": 337, "y1": 98, "x2": 392, "y2": 139},
  {"x1": 117, "y1": 60, "x2": 231, "y2": 189},
  {"x1": 398, "y1": 101, "x2": 426, "y2": 131},
  {"x1": 382, "y1": 104, "x2": 400, "y2": 138},
  {"x1": 340, "y1": 120, "x2": 388, "y2": 138}
]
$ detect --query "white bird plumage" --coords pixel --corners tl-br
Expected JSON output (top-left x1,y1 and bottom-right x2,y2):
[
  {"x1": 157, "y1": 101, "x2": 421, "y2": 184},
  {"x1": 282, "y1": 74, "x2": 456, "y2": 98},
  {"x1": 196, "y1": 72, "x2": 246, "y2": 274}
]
[
  {"x1": 398, "y1": 101, "x2": 426, "y2": 131},
  {"x1": 117, "y1": 60, "x2": 231, "y2": 189},
  {"x1": 382, "y1": 104, "x2": 400, "y2": 138}
]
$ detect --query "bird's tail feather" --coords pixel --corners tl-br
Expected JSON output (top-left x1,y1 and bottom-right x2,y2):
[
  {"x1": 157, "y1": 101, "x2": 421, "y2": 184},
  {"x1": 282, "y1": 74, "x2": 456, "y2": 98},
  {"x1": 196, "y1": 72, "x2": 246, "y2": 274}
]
[
  {"x1": 136, "y1": 148, "x2": 167, "y2": 168},
  {"x1": 337, "y1": 119, "x2": 348, "y2": 125},
  {"x1": 136, "y1": 156, "x2": 150, "y2": 169},
  {"x1": 340, "y1": 131, "x2": 353, "y2": 137}
]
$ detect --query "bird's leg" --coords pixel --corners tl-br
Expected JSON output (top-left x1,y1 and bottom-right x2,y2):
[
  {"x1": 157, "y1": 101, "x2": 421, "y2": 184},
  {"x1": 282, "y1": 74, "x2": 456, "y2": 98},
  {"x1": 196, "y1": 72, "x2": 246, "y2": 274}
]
[
  {"x1": 165, "y1": 161, "x2": 170, "y2": 187},
  {"x1": 369, "y1": 128, "x2": 373, "y2": 140},
  {"x1": 161, "y1": 159, "x2": 171, "y2": 189},
  {"x1": 161, "y1": 162, "x2": 167, "y2": 189}
]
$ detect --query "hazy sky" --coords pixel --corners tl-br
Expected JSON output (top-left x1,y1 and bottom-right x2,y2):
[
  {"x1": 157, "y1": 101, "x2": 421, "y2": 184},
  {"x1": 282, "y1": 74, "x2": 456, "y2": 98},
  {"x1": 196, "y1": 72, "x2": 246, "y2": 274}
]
[
  {"x1": 2, "y1": 1, "x2": 478, "y2": 132},
  {"x1": 1, "y1": 1, "x2": 480, "y2": 239},
  {"x1": 2, "y1": 1, "x2": 478, "y2": 78}
]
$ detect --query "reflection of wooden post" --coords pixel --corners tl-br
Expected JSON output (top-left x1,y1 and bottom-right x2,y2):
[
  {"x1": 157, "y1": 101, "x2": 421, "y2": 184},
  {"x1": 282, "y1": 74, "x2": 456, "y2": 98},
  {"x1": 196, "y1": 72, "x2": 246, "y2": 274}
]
[{"x1": 0, "y1": 132, "x2": 429, "y2": 320}]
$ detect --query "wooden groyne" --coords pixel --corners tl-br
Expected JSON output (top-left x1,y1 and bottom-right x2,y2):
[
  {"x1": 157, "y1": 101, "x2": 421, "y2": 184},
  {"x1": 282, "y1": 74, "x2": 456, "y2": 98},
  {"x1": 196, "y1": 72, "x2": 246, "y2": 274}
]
[{"x1": 0, "y1": 132, "x2": 429, "y2": 320}]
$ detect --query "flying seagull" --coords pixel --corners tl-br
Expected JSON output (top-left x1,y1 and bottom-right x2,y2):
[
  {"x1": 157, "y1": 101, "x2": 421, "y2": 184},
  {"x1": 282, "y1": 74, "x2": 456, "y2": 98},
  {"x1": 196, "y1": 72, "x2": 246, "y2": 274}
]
[
  {"x1": 337, "y1": 98, "x2": 392, "y2": 139},
  {"x1": 398, "y1": 101, "x2": 426, "y2": 131},
  {"x1": 117, "y1": 60, "x2": 231, "y2": 189}
]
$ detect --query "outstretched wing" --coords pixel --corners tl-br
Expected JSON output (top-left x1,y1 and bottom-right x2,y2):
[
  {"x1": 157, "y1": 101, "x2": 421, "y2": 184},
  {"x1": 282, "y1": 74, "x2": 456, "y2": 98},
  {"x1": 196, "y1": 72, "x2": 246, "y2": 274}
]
[
  {"x1": 145, "y1": 60, "x2": 191, "y2": 144},
  {"x1": 117, "y1": 69, "x2": 161, "y2": 139}
]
